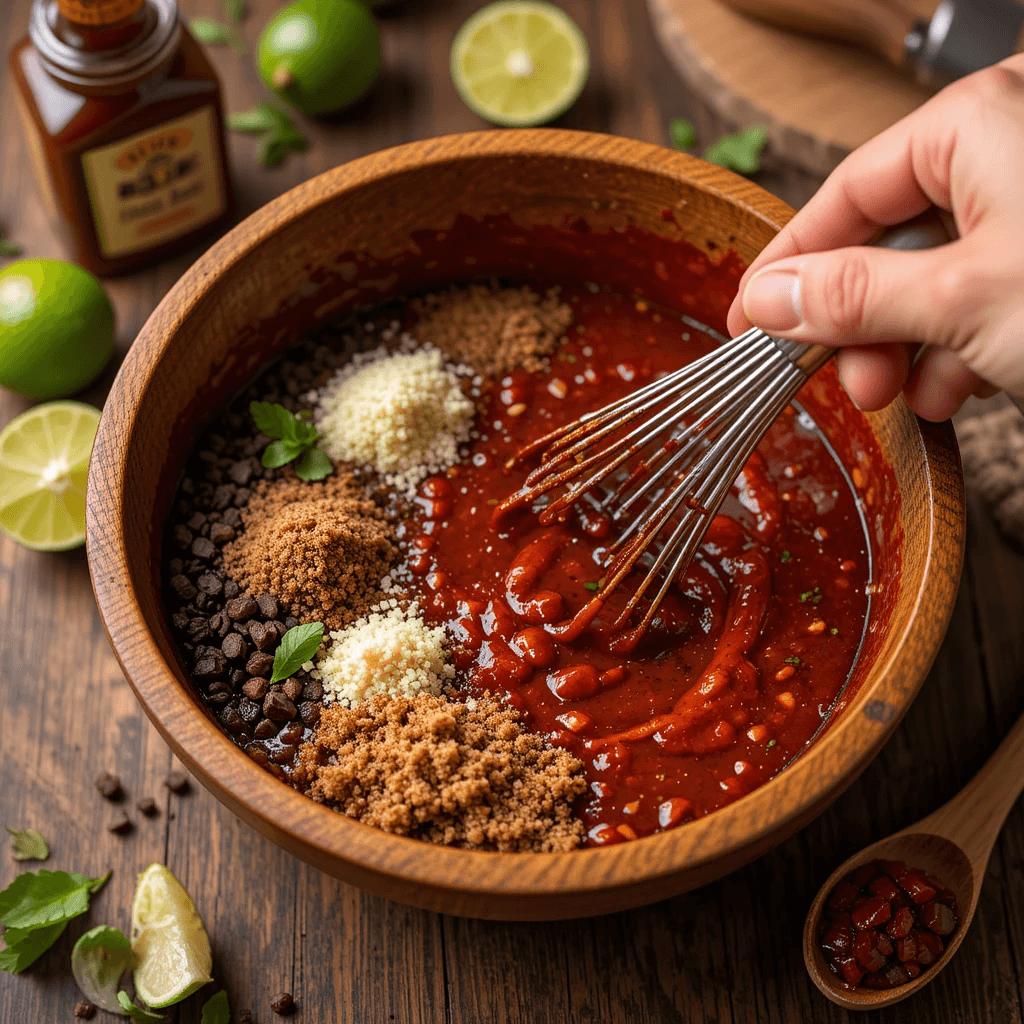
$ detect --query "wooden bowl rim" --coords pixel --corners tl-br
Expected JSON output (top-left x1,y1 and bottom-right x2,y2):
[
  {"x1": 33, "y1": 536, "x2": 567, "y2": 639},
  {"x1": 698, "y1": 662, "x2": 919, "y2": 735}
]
[{"x1": 87, "y1": 128, "x2": 965, "y2": 901}]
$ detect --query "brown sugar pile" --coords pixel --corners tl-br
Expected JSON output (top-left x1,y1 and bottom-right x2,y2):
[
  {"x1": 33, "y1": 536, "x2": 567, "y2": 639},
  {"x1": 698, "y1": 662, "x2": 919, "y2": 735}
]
[
  {"x1": 292, "y1": 692, "x2": 587, "y2": 851},
  {"x1": 958, "y1": 404, "x2": 1024, "y2": 544},
  {"x1": 222, "y1": 470, "x2": 397, "y2": 631},
  {"x1": 410, "y1": 284, "x2": 573, "y2": 377}
]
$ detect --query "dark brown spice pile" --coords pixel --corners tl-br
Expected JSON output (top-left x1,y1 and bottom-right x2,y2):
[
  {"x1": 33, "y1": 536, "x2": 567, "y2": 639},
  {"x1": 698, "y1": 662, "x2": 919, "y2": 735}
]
[
  {"x1": 410, "y1": 284, "x2": 573, "y2": 377},
  {"x1": 958, "y1": 404, "x2": 1024, "y2": 543},
  {"x1": 292, "y1": 692, "x2": 587, "y2": 852},
  {"x1": 223, "y1": 470, "x2": 397, "y2": 631}
]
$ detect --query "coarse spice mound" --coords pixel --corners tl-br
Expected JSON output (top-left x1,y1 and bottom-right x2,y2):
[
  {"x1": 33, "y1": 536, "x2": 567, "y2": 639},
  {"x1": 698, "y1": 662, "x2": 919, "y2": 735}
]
[
  {"x1": 292, "y1": 693, "x2": 588, "y2": 852},
  {"x1": 410, "y1": 283, "x2": 574, "y2": 377},
  {"x1": 222, "y1": 469, "x2": 397, "y2": 632}
]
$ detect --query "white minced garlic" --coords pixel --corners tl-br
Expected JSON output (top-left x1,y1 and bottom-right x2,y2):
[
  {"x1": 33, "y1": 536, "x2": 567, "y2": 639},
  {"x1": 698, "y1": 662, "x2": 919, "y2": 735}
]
[
  {"x1": 312, "y1": 600, "x2": 456, "y2": 707},
  {"x1": 315, "y1": 344, "x2": 475, "y2": 496}
]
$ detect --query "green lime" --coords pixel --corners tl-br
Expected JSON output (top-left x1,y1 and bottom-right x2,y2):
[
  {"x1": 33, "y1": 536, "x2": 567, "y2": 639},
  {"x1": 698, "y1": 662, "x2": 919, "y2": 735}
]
[
  {"x1": 0, "y1": 260, "x2": 114, "y2": 401},
  {"x1": 0, "y1": 401, "x2": 99, "y2": 551},
  {"x1": 258, "y1": 0, "x2": 381, "y2": 115},
  {"x1": 450, "y1": 1, "x2": 589, "y2": 127},
  {"x1": 131, "y1": 863, "x2": 213, "y2": 1009}
]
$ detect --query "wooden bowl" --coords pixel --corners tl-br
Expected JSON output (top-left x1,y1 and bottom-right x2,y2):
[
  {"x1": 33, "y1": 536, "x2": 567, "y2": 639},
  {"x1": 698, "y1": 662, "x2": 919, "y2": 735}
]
[{"x1": 86, "y1": 130, "x2": 964, "y2": 920}]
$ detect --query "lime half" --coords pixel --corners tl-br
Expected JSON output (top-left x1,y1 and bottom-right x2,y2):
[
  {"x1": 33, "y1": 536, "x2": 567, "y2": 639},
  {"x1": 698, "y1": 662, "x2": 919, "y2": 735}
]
[
  {"x1": 0, "y1": 401, "x2": 99, "y2": 551},
  {"x1": 131, "y1": 864, "x2": 213, "y2": 1009},
  {"x1": 451, "y1": 1, "x2": 589, "y2": 127}
]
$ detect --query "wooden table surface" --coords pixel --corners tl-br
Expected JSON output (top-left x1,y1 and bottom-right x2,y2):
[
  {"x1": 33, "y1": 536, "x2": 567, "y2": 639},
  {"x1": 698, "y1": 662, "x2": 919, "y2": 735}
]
[{"x1": 2, "y1": 1, "x2": 1023, "y2": 1022}]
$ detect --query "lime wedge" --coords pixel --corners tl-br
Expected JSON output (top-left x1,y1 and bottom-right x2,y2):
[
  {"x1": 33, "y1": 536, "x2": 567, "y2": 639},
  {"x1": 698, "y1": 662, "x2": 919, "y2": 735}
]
[
  {"x1": 0, "y1": 401, "x2": 100, "y2": 551},
  {"x1": 450, "y1": 1, "x2": 589, "y2": 127},
  {"x1": 131, "y1": 864, "x2": 213, "y2": 1009}
]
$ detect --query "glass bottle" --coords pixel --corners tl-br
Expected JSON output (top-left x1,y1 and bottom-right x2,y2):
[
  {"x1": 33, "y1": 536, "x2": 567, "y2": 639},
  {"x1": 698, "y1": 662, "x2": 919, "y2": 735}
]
[{"x1": 9, "y1": 0, "x2": 233, "y2": 276}]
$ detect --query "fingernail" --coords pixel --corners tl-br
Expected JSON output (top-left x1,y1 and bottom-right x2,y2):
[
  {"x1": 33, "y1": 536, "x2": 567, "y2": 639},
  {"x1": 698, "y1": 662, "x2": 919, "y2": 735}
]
[{"x1": 742, "y1": 269, "x2": 802, "y2": 332}]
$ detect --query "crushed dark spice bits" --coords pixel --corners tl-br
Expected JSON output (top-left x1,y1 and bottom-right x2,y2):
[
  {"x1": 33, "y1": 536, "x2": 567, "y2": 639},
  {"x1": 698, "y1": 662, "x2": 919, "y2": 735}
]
[{"x1": 292, "y1": 693, "x2": 587, "y2": 852}]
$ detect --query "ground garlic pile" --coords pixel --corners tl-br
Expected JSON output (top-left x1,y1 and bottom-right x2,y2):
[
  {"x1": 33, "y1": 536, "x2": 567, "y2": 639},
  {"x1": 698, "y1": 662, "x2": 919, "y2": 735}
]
[
  {"x1": 312, "y1": 600, "x2": 455, "y2": 706},
  {"x1": 315, "y1": 346, "x2": 475, "y2": 496}
]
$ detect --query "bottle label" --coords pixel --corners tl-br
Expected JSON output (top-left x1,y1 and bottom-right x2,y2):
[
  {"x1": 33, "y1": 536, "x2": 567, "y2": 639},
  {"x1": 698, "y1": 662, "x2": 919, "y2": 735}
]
[
  {"x1": 80, "y1": 106, "x2": 227, "y2": 259},
  {"x1": 57, "y1": 0, "x2": 144, "y2": 26}
]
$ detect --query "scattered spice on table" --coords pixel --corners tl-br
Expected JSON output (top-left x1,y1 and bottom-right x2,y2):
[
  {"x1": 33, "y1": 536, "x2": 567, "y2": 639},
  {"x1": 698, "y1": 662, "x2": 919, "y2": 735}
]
[
  {"x1": 164, "y1": 770, "x2": 191, "y2": 794},
  {"x1": 94, "y1": 773, "x2": 121, "y2": 800},
  {"x1": 293, "y1": 692, "x2": 587, "y2": 851}
]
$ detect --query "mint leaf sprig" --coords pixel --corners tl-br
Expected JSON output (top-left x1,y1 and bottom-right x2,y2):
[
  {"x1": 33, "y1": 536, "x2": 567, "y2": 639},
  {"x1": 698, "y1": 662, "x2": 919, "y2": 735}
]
[
  {"x1": 72, "y1": 925, "x2": 133, "y2": 1013},
  {"x1": 0, "y1": 869, "x2": 109, "y2": 974},
  {"x1": 118, "y1": 990, "x2": 167, "y2": 1022},
  {"x1": 250, "y1": 401, "x2": 333, "y2": 481},
  {"x1": 201, "y1": 989, "x2": 231, "y2": 1024},
  {"x1": 228, "y1": 105, "x2": 309, "y2": 167},
  {"x1": 270, "y1": 622, "x2": 325, "y2": 685},
  {"x1": 7, "y1": 828, "x2": 49, "y2": 862}
]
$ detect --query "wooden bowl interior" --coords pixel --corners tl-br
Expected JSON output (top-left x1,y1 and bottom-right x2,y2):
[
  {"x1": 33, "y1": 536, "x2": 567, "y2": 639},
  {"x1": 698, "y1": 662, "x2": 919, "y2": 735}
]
[{"x1": 88, "y1": 132, "x2": 964, "y2": 919}]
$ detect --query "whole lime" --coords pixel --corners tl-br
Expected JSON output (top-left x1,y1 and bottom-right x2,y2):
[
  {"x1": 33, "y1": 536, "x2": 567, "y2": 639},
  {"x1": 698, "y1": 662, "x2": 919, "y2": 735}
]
[
  {"x1": 0, "y1": 260, "x2": 114, "y2": 400},
  {"x1": 258, "y1": 0, "x2": 382, "y2": 115}
]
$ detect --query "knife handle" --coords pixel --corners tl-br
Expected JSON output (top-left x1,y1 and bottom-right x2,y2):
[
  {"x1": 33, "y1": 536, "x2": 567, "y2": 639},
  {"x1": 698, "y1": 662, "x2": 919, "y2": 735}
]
[{"x1": 718, "y1": 0, "x2": 924, "y2": 66}]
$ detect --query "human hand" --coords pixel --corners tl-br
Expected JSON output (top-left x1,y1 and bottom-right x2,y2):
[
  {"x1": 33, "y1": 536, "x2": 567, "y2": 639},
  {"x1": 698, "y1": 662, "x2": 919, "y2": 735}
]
[{"x1": 726, "y1": 55, "x2": 1024, "y2": 421}]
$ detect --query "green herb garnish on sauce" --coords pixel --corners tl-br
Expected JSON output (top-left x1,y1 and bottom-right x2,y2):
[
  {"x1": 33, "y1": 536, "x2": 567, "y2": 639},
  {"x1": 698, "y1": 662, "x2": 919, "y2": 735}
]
[
  {"x1": 784, "y1": 656, "x2": 801, "y2": 666},
  {"x1": 584, "y1": 582, "x2": 600, "y2": 592},
  {"x1": 780, "y1": 550, "x2": 791, "y2": 563},
  {"x1": 799, "y1": 586, "x2": 823, "y2": 605}
]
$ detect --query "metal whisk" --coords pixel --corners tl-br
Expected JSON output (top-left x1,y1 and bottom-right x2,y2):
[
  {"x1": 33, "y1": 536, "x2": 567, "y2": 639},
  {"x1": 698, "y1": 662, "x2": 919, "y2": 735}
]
[{"x1": 493, "y1": 213, "x2": 952, "y2": 652}]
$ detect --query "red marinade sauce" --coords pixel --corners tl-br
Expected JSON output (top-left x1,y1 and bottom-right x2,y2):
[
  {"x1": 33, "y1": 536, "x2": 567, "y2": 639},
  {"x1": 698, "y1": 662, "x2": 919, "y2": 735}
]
[
  {"x1": 819, "y1": 859, "x2": 959, "y2": 989},
  {"x1": 398, "y1": 286, "x2": 869, "y2": 846}
]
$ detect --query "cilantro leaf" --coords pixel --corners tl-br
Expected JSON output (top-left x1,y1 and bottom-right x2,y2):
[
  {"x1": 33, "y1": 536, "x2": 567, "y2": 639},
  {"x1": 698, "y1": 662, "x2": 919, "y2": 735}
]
[
  {"x1": 270, "y1": 622, "x2": 324, "y2": 684},
  {"x1": 294, "y1": 447, "x2": 333, "y2": 482},
  {"x1": 259, "y1": 129, "x2": 308, "y2": 168},
  {"x1": 7, "y1": 828, "x2": 49, "y2": 861},
  {"x1": 0, "y1": 870, "x2": 102, "y2": 931},
  {"x1": 118, "y1": 991, "x2": 166, "y2": 1022},
  {"x1": 249, "y1": 400, "x2": 294, "y2": 439},
  {"x1": 188, "y1": 17, "x2": 244, "y2": 55},
  {"x1": 221, "y1": 0, "x2": 245, "y2": 23},
  {"x1": 188, "y1": 17, "x2": 231, "y2": 44},
  {"x1": 0, "y1": 920, "x2": 67, "y2": 974},
  {"x1": 780, "y1": 550, "x2": 791, "y2": 563},
  {"x1": 703, "y1": 126, "x2": 768, "y2": 175},
  {"x1": 72, "y1": 926, "x2": 133, "y2": 1013},
  {"x1": 228, "y1": 104, "x2": 307, "y2": 166},
  {"x1": 261, "y1": 439, "x2": 305, "y2": 469},
  {"x1": 799, "y1": 587, "x2": 823, "y2": 605},
  {"x1": 669, "y1": 117, "x2": 696, "y2": 151},
  {"x1": 583, "y1": 582, "x2": 600, "y2": 592},
  {"x1": 784, "y1": 656, "x2": 802, "y2": 666},
  {"x1": 201, "y1": 989, "x2": 231, "y2": 1024},
  {"x1": 766, "y1": 738, "x2": 777, "y2": 749}
]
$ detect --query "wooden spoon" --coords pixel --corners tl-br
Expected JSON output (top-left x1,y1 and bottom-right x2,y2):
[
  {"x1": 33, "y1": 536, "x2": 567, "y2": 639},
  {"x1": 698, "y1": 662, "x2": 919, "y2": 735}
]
[{"x1": 804, "y1": 712, "x2": 1024, "y2": 1010}]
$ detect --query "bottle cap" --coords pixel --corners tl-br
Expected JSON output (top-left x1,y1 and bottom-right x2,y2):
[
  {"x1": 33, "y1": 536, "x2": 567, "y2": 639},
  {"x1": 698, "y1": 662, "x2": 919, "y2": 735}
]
[{"x1": 56, "y1": 0, "x2": 144, "y2": 26}]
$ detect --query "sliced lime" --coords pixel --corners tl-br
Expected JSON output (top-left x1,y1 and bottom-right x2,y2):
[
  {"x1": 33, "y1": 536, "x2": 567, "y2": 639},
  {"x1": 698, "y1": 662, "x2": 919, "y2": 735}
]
[
  {"x1": 131, "y1": 864, "x2": 213, "y2": 1009},
  {"x1": 450, "y1": 1, "x2": 589, "y2": 127},
  {"x1": 0, "y1": 401, "x2": 99, "y2": 551}
]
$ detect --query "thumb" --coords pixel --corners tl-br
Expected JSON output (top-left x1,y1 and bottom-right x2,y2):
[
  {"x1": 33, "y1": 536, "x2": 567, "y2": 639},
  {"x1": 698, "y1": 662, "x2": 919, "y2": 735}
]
[{"x1": 739, "y1": 244, "x2": 970, "y2": 349}]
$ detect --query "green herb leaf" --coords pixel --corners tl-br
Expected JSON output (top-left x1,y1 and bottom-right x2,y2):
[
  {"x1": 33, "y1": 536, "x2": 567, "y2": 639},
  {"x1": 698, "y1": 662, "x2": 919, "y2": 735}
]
[
  {"x1": 0, "y1": 920, "x2": 67, "y2": 974},
  {"x1": 201, "y1": 989, "x2": 231, "y2": 1024},
  {"x1": 294, "y1": 447, "x2": 333, "y2": 482},
  {"x1": 72, "y1": 926, "x2": 133, "y2": 1013},
  {"x1": 583, "y1": 582, "x2": 600, "y2": 592},
  {"x1": 784, "y1": 656, "x2": 801, "y2": 666},
  {"x1": 249, "y1": 400, "x2": 294, "y2": 439},
  {"x1": 799, "y1": 587, "x2": 823, "y2": 605},
  {"x1": 780, "y1": 550, "x2": 791, "y2": 563},
  {"x1": 0, "y1": 869, "x2": 103, "y2": 931},
  {"x1": 188, "y1": 17, "x2": 231, "y2": 45},
  {"x1": 7, "y1": 828, "x2": 49, "y2": 862},
  {"x1": 118, "y1": 991, "x2": 166, "y2": 1023},
  {"x1": 259, "y1": 129, "x2": 308, "y2": 168},
  {"x1": 766, "y1": 738, "x2": 777, "y2": 749},
  {"x1": 227, "y1": 105, "x2": 281, "y2": 135},
  {"x1": 221, "y1": 0, "x2": 245, "y2": 23},
  {"x1": 703, "y1": 125, "x2": 768, "y2": 175},
  {"x1": 0, "y1": 237, "x2": 22, "y2": 258},
  {"x1": 261, "y1": 439, "x2": 305, "y2": 469},
  {"x1": 270, "y1": 622, "x2": 324, "y2": 684},
  {"x1": 669, "y1": 117, "x2": 696, "y2": 151},
  {"x1": 830, "y1": 626, "x2": 840, "y2": 635},
  {"x1": 86, "y1": 871, "x2": 112, "y2": 896}
]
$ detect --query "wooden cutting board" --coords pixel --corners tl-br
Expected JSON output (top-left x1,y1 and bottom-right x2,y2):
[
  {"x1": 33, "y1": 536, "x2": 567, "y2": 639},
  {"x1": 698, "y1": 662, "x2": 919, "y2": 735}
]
[{"x1": 647, "y1": 0, "x2": 936, "y2": 178}]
